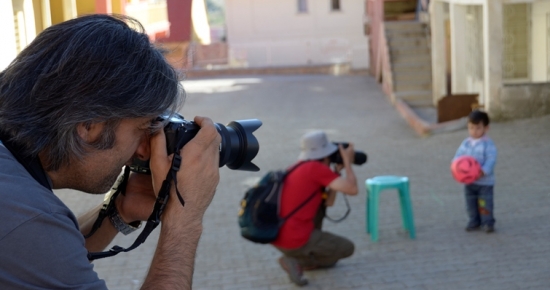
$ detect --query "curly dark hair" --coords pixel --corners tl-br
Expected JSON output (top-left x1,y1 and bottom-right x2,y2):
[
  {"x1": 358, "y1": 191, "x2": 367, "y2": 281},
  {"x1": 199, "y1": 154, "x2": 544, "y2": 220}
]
[
  {"x1": 0, "y1": 14, "x2": 184, "y2": 171},
  {"x1": 468, "y1": 110, "x2": 490, "y2": 126}
]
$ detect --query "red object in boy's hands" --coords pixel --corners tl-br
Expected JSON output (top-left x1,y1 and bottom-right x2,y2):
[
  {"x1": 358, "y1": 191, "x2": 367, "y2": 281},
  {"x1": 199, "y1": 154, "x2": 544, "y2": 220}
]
[{"x1": 451, "y1": 156, "x2": 481, "y2": 184}]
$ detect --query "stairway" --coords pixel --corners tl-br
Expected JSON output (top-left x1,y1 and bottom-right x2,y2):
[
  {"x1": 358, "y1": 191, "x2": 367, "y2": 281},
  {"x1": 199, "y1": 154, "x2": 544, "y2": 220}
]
[{"x1": 385, "y1": 21, "x2": 433, "y2": 107}]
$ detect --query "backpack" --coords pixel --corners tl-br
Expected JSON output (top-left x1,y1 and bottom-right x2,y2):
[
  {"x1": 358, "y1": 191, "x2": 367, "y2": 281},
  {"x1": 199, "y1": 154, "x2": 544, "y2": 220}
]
[{"x1": 238, "y1": 162, "x2": 317, "y2": 244}]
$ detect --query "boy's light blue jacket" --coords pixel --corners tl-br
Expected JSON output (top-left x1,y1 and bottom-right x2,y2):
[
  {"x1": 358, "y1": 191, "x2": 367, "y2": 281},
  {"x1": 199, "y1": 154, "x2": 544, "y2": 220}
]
[{"x1": 453, "y1": 136, "x2": 497, "y2": 185}]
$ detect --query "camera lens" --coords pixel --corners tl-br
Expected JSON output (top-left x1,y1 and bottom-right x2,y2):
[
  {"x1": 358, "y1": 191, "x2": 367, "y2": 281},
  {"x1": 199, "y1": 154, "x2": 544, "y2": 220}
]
[
  {"x1": 352, "y1": 152, "x2": 368, "y2": 165},
  {"x1": 329, "y1": 142, "x2": 368, "y2": 165},
  {"x1": 216, "y1": 119, "x2": 262, "y2": 171}
]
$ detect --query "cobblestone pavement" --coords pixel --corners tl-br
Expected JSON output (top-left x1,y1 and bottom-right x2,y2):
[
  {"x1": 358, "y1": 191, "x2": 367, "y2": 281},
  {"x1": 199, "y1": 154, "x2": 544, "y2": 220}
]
[{"x1": 55, "y1": 74, "x2": 550, "y2": 290}]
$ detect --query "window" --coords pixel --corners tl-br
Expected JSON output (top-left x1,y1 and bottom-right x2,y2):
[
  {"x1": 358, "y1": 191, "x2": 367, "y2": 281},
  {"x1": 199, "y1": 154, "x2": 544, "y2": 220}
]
[
  {"x1": 503, "y1": 3, "x2": 531, "y2": 81},
  {"x1": 331, "y1": 0, "x2": 341, "y2": 11},
  {"x1": 298, "y1": 0, "x2": 308, "y2": 13}
]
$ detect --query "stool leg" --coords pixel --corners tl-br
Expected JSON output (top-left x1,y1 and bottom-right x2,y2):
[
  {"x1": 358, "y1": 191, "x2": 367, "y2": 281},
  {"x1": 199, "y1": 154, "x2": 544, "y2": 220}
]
[
  {"x1": 366, "y1": 187, "x2": 370, "y2": 234},
  {"x1": 398, "y1": 188, "x2": 409, "y2": 231},
  {"x1": 370, "y1": 189, "x2": 380, "y2": 242},
  {"x1": 400, "y1": 183, "x2": 416, "y2": 239}
]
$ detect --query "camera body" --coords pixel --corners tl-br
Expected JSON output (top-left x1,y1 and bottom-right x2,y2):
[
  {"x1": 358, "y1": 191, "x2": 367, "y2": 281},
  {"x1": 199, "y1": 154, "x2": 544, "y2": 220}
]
[
  {"x1": 329, "y1": 142, "x2": 367, "y2": 165},
  {"x1": 163, "y1": 117, "x2": 199, "y2": 156}
]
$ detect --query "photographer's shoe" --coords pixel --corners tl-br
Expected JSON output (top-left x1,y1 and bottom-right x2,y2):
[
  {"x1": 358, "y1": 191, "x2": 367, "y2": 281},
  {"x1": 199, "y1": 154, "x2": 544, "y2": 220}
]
[{"x1": 278, "y1": 256, "x2": 308, "y2": 286}]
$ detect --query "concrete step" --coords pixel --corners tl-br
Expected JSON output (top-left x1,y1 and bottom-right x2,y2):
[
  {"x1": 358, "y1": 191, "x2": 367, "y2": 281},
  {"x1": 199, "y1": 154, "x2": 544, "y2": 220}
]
[
  {"x1": 392, "y1": 63, "x2": 432, "y2": 77},
  {"x1": 390, "y1": 48, "x2": 430, "y2": 63},
  {"x1": 393, "y1": 77, "x2": 432, "y2": 91},
  {"x1": 384, "y1": 21, "x2": 425, "y2": 31},
  {"x1": 393, "y1": 60, "x2": 432, "y2": 69},
  {"x1": 394, "y1": 80, "x2": 432, "y2": 92},
  {"x1": 394, "y1": 90, "x2": 433, "y2": 103},
  {"x1": 390, "y1": 53, "x2": 431, "y2": 64},
  {"x1": 387, "y1": 37, "x2": 429, "y2": 48},
  {"x1": 386, "y1": 26, "x2": 425, "y2": 34},
  {"x1": 394, "y1": 71, "x2": 432, "y2": 83},
  {"x1": 386, "y1": 30, "x2": 426, "y2": 39},
  {"x1": 384, "y1": 3, "x2": 417, "y2": 16},
  {"x1": 390, "y1": 46, "x2": 430, "y2": 56}
]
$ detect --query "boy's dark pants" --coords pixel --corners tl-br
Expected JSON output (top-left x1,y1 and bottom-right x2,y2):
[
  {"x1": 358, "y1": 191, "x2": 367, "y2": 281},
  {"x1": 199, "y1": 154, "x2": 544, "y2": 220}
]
[
  {"x1": 465, "y1": 184, "x2": 495, "y2": 227},
  {"x1": 275, "y1": 205, "x2": 354, "y2": 268}
]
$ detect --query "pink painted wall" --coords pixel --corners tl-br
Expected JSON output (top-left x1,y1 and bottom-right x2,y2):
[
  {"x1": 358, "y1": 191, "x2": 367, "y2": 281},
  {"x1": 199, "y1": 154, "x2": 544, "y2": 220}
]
[
  {"x1": 95, "y1": 0, "x2": 112, "y2": 14},
  {"x1": 161, "y1": 0, "x2": 192, "y2": 42}
]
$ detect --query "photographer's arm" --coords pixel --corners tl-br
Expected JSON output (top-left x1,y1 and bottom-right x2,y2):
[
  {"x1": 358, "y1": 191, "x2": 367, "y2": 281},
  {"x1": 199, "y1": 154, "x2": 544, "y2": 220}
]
[
  {"x1": 324, "y1": 164, "x2": 343, "y2": 206},
  {"x1": 324, "y1": 189, "x2": 337, "y2": 206},
  {"x1": 78, "y1": 204, "x2": 118, "y2": 252},
  {"x1": 141, "y1": 116, "x2": 221, "y2": 290}
]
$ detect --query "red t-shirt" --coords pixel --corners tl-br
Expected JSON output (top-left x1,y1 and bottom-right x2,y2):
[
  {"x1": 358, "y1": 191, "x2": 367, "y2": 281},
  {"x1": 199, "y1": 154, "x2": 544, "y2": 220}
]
[{"x1": 272, "y1": 161, "x2": 339, "y2": 249}]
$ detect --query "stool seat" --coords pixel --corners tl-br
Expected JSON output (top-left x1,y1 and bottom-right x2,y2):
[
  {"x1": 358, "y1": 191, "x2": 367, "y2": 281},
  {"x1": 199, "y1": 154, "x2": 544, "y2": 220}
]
[
  {"x1": 367, "y1": 176, "x2": 409, "y2": 186},
  {"x1": 366, "y1": 176, "x2": 415, "y2": 242}
]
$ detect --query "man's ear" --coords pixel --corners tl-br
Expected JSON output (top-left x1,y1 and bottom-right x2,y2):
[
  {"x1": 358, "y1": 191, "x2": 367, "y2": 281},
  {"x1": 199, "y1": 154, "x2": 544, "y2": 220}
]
[{"x1": 76, "y1": 121, "x2": 105, "y2": 143}]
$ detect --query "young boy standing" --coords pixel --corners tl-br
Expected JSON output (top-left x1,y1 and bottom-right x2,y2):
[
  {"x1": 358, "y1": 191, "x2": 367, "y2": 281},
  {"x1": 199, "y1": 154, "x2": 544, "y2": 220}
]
[{"x1": 453, "y1": 110, "x2": 498, "y2": 233}]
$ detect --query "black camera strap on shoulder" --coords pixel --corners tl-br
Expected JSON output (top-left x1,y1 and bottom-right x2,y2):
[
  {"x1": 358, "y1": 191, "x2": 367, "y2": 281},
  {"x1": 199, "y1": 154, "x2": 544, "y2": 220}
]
[
  {"x1": 83, "y1": 166, "x2": 131, "y2": 239},
  {"x1": 87, "y1": 136, "x2": 189, "y2": 261}
]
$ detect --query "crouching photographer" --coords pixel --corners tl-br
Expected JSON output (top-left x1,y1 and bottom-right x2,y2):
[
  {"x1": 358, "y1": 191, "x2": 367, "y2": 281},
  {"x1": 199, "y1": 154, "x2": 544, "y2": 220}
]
[{"x1": 272, "y1": 130, "x2": 366, "y2": 286}]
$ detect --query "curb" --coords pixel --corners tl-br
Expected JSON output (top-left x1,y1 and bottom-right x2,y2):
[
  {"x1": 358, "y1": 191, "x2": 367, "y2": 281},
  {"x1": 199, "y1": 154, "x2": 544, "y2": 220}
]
[
  {"x1": 180, "y1": 65, "x2": 369, "y2": 79},
  {"x1": 394, "y1": 99, "x2": 468, "y2": 137}
]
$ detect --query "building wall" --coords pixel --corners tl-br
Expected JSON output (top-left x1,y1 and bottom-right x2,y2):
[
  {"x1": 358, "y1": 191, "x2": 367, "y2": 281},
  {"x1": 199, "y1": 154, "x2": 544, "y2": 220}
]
[
  {"x1": 225, "y1": 0, "x2": 369, "y2": 69},
  {"x1": 432, "y1": 0, "x2": 550, "y2": 121},
  {"x1": 531, "y1": 1, "x2": 550, "y2": 82},
  {"x1": 76, "y1": 0, "x2": 95, "y2": 15},
  {"x1": 0, "y1": 1, "x2": 18, "y2": 71},
  {"x1": 499, "y1": 83, "x2": 550, "y2": 119}
]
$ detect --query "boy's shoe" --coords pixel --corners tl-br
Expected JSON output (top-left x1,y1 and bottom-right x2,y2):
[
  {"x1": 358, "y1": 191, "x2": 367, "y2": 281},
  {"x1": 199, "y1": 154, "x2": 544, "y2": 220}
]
[
  {"x1": 484, "y1": 225, "x2": 495, "y2": 233},
  {"x1": 278, "y1": 256, "x2": 308, "y2": 286},
  {"x1": 465, "y1": 225, "x2": 480, "y2": 232}
]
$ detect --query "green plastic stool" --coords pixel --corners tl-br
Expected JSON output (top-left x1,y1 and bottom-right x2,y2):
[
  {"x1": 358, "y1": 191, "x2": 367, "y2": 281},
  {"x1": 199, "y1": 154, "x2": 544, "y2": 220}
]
[{"x1": 365, "y1": 176, "x2": 415, "y2": 242}]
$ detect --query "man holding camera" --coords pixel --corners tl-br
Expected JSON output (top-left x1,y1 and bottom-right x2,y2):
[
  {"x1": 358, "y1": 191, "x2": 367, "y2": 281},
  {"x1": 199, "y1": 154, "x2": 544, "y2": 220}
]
[
  {"x1": 273, "y1": 130, "x2": 358, "y2": 286},
  {"x1": 0, "y1": 15, "x2": 221, "y2": 289}
]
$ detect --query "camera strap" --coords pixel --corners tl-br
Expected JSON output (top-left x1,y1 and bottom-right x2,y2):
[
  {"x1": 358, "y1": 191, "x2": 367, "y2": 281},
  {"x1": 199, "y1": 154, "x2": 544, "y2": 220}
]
[
  {"x1": 83, "y1": 166, "x2": 130, "y2": 239},
  {"x1": 324, "y1": 193, "x2": 351, "y2": 223},
  {"x1": 87, "y1": 150, "x2": 185, "y2": 261}
]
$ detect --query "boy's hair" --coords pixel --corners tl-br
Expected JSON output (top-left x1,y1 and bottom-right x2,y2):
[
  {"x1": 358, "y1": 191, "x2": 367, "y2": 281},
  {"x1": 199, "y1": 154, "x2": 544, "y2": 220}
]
[{"x1": 468, "y1": 110, "x2": 490, "y2": 126}]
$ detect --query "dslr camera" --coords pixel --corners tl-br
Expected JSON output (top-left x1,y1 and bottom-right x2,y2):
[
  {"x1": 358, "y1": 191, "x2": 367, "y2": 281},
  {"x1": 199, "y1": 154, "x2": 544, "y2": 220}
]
[
  {"x1": 329, "y1": 142, "x2": 367, "y2": 165},
  {"x1": 131, "y1": 113, "x2": 262, "y2": 173}
]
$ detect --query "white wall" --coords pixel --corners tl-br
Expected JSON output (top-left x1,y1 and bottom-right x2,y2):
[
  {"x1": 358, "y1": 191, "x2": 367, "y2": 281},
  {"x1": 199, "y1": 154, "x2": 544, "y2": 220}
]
[
  {"x1": 225, "y1": 0, "x2": 369, "y2": 69},
  {"x1": 531, "y1": 1, "x2": 550, "y2": 82},
  {"x1": 0, "y1": 2, "x2": 17, "y2": 71}
]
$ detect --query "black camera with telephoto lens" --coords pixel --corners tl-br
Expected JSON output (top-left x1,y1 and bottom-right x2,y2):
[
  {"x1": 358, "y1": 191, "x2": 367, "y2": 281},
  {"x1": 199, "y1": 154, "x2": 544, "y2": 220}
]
[
  {"x1": 329, "y1": 142, "x2": 367, "y2": 165},
  {"x1": 130, "y1": 113, "x2": 262, "y2": 173}
]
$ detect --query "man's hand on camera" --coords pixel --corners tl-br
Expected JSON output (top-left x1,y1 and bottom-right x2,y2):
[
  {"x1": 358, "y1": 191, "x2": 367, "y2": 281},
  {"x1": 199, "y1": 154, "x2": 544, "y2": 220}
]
[
  {"x1": 116, "y1": 173, "x2": 157, "y2": 223},
  {"x1": 338, "y1": 143, "x2": 355, "y2": 167},
  {"x1": 148, "y1": 116, "x2": 221, "y2": 222},
  {"x1": 142, "y1": 116, "x2": 221, "y2": 289}
]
